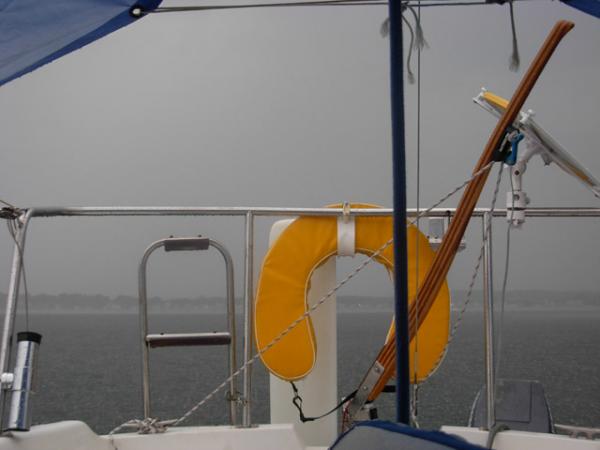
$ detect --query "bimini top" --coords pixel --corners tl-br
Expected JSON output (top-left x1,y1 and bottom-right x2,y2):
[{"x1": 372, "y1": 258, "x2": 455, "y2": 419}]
[
  {"x1": 0, "y1": 0, "x2": 598, "y2": 88},
  {"x1": 0, "y1": 0, "x2": 162, "y2": 87}
]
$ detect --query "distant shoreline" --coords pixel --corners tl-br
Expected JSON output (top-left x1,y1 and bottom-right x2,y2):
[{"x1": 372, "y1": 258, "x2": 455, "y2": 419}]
[
  {"x1": 1, "y1": 291, "x2": 597, "y2": 315},
  {"x1": 6, "y1": 307, "x2": 600, "y2": 316}
]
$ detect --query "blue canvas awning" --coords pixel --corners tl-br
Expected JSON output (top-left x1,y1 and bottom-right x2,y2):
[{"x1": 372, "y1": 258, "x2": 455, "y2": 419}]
[
  {"x1": 0, "y1": 0, "x2": 597, "y2": 89},
  {"x1": 0, "y1": 0, "x2": 161, "y2": 87},
  {"x1": 561, "y1": 0, "x2": 600, "y2": 17}
]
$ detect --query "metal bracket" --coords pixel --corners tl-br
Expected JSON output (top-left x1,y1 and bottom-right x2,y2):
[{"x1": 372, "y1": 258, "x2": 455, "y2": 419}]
[
  {"x1": 353, "y1": 402, "x2": 378, "y2": 422},
  {"x1": 428, "y1": 217, "x2": 466, "y2": 252},
  {"x1": 342, "y1": 202, "x2": 351, "y2": 224},
  {"x1": 0, "y1": 373, "x2": 13, "y2": 389},
  {"x1": 343, "y1": 361, "x2": 384, "y2": 426}
]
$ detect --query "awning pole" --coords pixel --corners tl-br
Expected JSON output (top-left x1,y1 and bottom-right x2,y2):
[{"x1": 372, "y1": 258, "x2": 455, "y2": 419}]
[{"x1": 388, "y1": 0, "x2": 411, "y2": 424}]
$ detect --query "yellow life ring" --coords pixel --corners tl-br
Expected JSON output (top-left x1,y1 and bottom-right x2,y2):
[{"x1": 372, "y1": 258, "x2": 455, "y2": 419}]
[{"x1": 254, "y1": 204, "x2": 450, "y2": 382}]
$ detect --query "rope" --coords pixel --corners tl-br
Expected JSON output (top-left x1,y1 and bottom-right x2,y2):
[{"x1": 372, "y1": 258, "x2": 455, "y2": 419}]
[
  {"x1": 409, "y1": 161, "x2": 495, "y2": 228},
  {"x1": 118, "y1": 418, "x2": 170, "y2": 434},
  {"x1": 402, "y1": 16, "x2": 416, "y2": 84},
  {"x1": 410, "y1": 0, "x2": 422, "y2": 427},
  {"x1": 0, "y1": 198, "x2": 18, "y2": 209},
  {"x1": 381, "y1": 6, "x2": 428, "y2": 86},
  {"x1": 494, "y1": 165, "x2": 514, "y2": 407},
  {"x1": 508, "y1": 1, "x2": 520, "y2": 72},
  {"x1": 109, "y1": 161, "x2": 496, "y2": 436},
  {"x1": 379, "y1": 14, "x2": 415, "y2": 84},
  {"x1": 426, "y1": 163, "x2": 504, "y2": 375},
  {"x1": 407, "y1": 6, "x2": 428, "y2": 50}
]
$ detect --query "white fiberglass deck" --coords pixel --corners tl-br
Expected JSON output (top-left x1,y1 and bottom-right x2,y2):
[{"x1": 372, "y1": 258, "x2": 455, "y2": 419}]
[
  {"x1": 0, "y1": 421, "x2": 326, "y2": 450},
  {"x1": 442, "y1": 426, "x2": 600, "y2": 450},
  {"x1": 3, "y1": 421, "x2": 600, "y2": 450}
]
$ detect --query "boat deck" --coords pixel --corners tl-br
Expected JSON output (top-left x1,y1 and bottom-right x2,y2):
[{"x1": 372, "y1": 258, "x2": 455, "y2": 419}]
[{"x1": 0, "y1": 421, "x2": 327, "y2": 450}]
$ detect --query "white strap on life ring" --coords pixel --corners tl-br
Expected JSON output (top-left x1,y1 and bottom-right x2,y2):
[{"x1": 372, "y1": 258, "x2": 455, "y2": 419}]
[{"x1": 337, "y1": 202, "x2": 355, "y2": 256}]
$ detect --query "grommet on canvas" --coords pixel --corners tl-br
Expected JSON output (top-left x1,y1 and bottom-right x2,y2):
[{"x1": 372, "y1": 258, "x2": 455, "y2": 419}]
[{"x1": 129, "y1": 4, "x2": 144, "y2": 18}]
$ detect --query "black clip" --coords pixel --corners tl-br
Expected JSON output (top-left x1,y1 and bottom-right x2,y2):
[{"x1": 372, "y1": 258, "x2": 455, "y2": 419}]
[
  {"x1": 290, "y1": 382, "x2": 312, "y2": 423},
  {"x1": 0, "y1": 207, "x2": 21, "y2": 220},
  {"x1": 492, "y1": 126, "x2": 518, "y2": 162}
]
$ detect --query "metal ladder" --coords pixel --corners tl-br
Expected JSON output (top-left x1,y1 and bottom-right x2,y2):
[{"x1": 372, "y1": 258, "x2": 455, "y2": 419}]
[{"x1": 138, "y1": 236, "x2": 238, "y2": 424}]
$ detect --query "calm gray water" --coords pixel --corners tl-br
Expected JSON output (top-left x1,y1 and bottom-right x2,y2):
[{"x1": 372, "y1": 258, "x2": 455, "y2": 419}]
[{"x1": 15, "y1": 310, "x2": 600, "y2": 434}]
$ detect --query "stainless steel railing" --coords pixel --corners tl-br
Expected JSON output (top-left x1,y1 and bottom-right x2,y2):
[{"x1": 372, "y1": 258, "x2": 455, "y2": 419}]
[{"x1": 1, "y1": 205, "x2": 599, "y2": 431}]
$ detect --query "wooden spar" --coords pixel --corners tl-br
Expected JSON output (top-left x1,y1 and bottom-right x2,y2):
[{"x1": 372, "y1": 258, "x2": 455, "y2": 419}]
[{"x1": 346, "y1": 20, "x2": 575, "y2": 412}]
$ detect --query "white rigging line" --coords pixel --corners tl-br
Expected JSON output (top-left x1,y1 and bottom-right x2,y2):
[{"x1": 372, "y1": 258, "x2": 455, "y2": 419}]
[
  {"x1": 411, "y1": 1, "x2": 422, "y2": 427},
  {"x1": 425, "y1": 162, "x2": 505, "y2": 379},
  {"x1": 494, "y1": 165, "x2": 514, "y2": 411},
  {"x1": 0, "y1": 198, "x2": 18, "y2": 209}
]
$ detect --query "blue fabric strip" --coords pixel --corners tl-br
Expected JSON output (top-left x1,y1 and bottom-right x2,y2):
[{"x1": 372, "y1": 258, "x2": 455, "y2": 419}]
[
  {"x1": 561, "y1": 0, "x2": 600, "y2": 17},
  {"x1": 0, "y1": 0, "x2": 161, "y2": 87},
  {"x1": 387, "y1": 0, "x2": 411, "y2": 425},
  {"x1": 330, "y1": 421, "x2": 488, "y2": 450}
]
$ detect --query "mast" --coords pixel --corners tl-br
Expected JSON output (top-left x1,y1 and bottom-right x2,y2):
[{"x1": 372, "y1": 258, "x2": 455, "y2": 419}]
[{"x1": 388, "y1": 0, "x2": 410, "y2": 424}]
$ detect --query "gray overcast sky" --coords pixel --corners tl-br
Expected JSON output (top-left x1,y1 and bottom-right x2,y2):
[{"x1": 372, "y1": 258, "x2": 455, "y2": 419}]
[{"x1": 0, "y1": 2, "x2": 598, "y2": 301}]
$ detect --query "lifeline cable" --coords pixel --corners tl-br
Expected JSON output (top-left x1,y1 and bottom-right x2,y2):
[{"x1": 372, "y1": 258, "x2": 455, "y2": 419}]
[{"x1": 148, "y1": 0, "x2": 540, "y2": 14}]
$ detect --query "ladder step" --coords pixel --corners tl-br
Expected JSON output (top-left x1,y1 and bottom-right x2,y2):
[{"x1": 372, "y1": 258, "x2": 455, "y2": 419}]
[{"x1": 146, "y1": 332, "x2": 231, "y2": 348}]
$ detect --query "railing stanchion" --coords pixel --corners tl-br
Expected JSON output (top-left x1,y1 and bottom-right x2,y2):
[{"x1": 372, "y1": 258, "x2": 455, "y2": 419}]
[
  {"x1": 0, "y1": 210, "x2": 32, "y2": 432},
  {"x1": 242, "y1": 211, "x2": 255, "y2": 427},
  {"x1": 482, "y1": 211, "x2": 496, "y2": 430}
]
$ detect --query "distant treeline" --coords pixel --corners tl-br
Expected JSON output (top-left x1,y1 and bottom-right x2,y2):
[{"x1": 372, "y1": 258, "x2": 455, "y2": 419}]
[
  {"x1": 337, "y1": 291, "x2": 600, "y2": 312},
  {"x1": 1, "y1": 290, "x2": 598, "y2": 313},
  {"x1": 4, "y1": 293, "x2": 232, "y2": 314}
]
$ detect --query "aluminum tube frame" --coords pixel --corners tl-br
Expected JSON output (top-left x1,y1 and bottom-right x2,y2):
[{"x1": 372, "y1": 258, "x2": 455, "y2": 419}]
[
  {"x1": 138, "y1": 238, "x2": 238, "y2": 423},
  {"x1": 242, "y1": 212, "x2": 254, "y2": 428},
  {"x1": 0, "y1": 209, "x2": 33, "y2": 432},
  {"x1": 208, "y1": 239, "x2": 238, "y2": 425},
  {"x1": 138, "y1": 239, "x2": 164, "y2": 419},
  {"x1": 482, "y1": 212, "x2": 495, "y2": 430}
]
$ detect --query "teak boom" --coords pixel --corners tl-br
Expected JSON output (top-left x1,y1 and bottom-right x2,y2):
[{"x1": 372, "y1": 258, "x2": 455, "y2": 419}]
[{"x1": 346, "y1": 19, "x2": 575, "y2": 420}]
